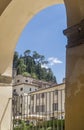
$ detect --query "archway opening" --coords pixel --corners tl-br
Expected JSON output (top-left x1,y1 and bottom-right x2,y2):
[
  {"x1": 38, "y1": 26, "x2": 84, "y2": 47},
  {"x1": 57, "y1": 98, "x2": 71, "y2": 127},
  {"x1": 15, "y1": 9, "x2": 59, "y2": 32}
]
[
  {"x1": 12, "y1": 4, "x2": 67, "y2": 130},
  {"x1": 13, "y1": 4, "x2": 67, "y2": 83}
]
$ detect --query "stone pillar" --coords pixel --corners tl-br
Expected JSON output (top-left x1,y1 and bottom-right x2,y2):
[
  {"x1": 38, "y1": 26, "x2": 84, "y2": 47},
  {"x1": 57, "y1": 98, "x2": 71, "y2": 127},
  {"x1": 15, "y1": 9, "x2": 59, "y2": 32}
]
[
  {"x1": 64, "y1": 20, "x2": 84, "y2": 130},
  {"x1": 0, "y1": 75, "x2": 12, "y2": 130}
]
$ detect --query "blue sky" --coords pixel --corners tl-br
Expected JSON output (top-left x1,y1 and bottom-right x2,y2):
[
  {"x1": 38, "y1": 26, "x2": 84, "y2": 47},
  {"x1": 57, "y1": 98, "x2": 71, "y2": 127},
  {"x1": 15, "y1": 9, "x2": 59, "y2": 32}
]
[{"x1": 16, "y1": 4, "x2": 67, "y2": 83}]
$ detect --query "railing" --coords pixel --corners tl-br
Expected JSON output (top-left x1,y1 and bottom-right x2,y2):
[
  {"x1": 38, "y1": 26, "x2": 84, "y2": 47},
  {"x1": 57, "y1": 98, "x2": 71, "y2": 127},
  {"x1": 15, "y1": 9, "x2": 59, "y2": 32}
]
[{"x1": 13, "y1": 89, "x2": 65, "y2": 130}]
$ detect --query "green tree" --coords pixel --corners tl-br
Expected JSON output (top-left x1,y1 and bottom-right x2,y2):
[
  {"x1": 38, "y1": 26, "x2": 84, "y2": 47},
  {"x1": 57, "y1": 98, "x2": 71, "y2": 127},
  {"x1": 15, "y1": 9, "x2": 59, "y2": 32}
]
[
  {"x1": 46, "y1": 68, "x2": 56, "y2": 82},
  {"x1": 17, "y1": 58, "x2": 26, "y2": 75},
  {"x1": 24, "y1": 50, "x2": 31, "y2": 57},
  {"x1": 33, "y1": 51, "x2": 41, "y2": 64},
  {"x1": 25, "y1": 56, "x2": 35, "y2": 74},
  {"x1": 13, "y1": 50, "x2": 57, "y2": 83},
  {"x1": 13, "y1": 51, "x2": 19, "y2": 68},
  {"x1": 22, "y1": 72, "x2": 31, "y2": 77},
  {"x1": 31, "y1": 72, "x2": 38, "y2": 79},
  {"x1": 33, "y1": 51, "x2": 48, "y2": 65}
]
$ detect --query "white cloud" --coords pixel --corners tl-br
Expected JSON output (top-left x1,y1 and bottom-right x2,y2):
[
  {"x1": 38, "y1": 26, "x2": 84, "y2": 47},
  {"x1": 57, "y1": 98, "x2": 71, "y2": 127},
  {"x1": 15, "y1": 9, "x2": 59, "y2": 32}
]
[
  {"x1": 41, "y1": 57, "x2": 62, "y2": 68},
  {"x1": 48, "y1": 57, "x2": 62, "y2": 66},
  {"x1": 41, "y1": 64, "x2": 48, "y2": 69}
]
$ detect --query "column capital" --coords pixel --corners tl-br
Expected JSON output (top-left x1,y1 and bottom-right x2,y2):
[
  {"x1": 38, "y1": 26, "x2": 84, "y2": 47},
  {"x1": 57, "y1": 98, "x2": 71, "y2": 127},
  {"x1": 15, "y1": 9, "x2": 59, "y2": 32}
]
[
  {"x1": 64, "y1": 20, "x2": 84, "y2": 48},
  {"x1": 0, "y1": 75, "x2": 12, "y2": 84}
]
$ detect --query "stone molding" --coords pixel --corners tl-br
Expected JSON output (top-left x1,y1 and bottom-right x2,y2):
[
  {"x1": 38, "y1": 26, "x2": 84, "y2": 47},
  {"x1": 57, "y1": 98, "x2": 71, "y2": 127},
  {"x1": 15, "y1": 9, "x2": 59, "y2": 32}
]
[
  {"x1": 0, "y1": 75, "x2": 12, "y2": 84},
  {"x1": 64, "y1": 20, "x2": 84, "y2": 48}
]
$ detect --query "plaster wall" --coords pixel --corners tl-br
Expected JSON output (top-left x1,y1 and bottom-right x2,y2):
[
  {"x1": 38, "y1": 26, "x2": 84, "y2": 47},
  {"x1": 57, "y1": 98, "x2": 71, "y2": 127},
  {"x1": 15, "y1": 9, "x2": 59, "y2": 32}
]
[
  {"x1": 13, "y1": 84, "x2": 37, "y2": 95},
  {"x1": 0, "y1": 84, "x2": 12, "y2": 130},
  {"x1": 66, "y1": 44, "x2": 84, "y2": 130}
]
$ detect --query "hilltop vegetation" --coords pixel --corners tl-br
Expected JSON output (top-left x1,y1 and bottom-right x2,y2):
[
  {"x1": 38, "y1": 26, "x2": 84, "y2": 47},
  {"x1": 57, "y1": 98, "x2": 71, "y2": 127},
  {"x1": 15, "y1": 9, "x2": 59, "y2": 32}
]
[{"x1": 13, "y1": 50, "x2": 57, "y2": 83}]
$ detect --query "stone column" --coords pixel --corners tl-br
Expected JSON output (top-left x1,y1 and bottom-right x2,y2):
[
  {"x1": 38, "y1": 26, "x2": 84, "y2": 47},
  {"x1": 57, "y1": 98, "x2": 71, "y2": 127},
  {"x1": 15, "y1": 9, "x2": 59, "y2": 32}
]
[
  {"x1": 0, "y1": 75, "x2": 12, "y2": 130},
  {"x1": 64, "y1": 20, "x2": 84, "y2": 130}
]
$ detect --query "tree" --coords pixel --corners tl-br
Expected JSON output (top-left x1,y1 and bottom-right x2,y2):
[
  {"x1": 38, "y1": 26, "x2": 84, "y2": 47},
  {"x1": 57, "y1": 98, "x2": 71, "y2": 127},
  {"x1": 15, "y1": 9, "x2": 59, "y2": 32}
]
[
  {"x1": 17, "y1": 58, "x2": 26, "y2": 75},
  {"x1": 33, "y1": 51, "x2": 48, "y2": 66},
  {"x1": 46, "y1": 68, "x2": 56, "y2": 82},
  {"x1": 13, "y1": 50, "x2": 57, "y2": 83},
  {"x1": 13, "y1": 51, "x2": 19, "y2": 68},
  {"x1": 33, "y1": 51, "x2": 41, "y2": 64},
  {"x1": 22, "y1": 72, "x2": 31, "y2": 77},
  {"x1": 24, "y1": 50, "x2": 31, "y2": 57},
  {"x1": 24, "y1": 50, "x2": 31, "y2": 66},
  {"x1": 31, "y1": 73, "x2": 38, "y2": 79},
  {"x1": 25, "y1": 56, "x2": 35, "y2": 74}
]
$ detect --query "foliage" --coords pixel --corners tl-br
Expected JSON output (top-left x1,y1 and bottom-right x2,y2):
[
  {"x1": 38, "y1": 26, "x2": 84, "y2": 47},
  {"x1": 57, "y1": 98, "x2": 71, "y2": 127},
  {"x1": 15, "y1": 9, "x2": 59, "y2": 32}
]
[
  {"x1": 22, "y1": 72, "x2": 31, "y2": 77},
  {"x1": 17, "y1": 58, "x2": 26, "y2": 74},
  {"x1": 13, "y1": 119, "x2": 65, "y2": 130},
  {"x1": 13, "y1": 50, "x2": 57, "y2": 83},
  {"x1": 13, "y1": 51, "x2": 19, "y2": 68}
]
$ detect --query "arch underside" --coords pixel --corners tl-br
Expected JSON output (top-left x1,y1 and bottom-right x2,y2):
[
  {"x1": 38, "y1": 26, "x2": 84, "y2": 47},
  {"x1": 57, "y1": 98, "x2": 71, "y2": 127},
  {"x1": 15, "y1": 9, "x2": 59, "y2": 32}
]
[
  {"x1": 0, "y1": 0, "x2": 84, "y2": 76},
  {"x1": 0, "y1": 0, "x2": 63, "y2": 76}
]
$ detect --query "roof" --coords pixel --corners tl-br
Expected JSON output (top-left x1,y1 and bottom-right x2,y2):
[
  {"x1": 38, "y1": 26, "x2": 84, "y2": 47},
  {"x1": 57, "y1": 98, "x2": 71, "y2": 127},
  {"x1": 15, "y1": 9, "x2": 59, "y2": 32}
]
[{"x1": 28, "y1": 83, "x2": 65, "y2": 95}]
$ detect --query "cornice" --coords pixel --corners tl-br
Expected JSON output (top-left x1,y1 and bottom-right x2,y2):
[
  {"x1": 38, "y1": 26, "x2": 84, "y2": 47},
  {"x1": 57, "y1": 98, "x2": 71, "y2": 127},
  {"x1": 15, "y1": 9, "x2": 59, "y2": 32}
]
[
  {"x1": 0, "y1": 75, "x2": 12, "y2": 84},
  {"x1": 64, "y1": 20, "x2": 84, "y2": 48}
]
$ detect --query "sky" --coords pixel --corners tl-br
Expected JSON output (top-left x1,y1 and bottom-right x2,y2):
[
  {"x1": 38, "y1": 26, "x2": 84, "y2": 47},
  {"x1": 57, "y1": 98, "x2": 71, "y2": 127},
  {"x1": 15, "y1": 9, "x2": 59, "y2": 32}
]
[{"x1": 15, "y1": 4, "x2": 67, "y2": 83}]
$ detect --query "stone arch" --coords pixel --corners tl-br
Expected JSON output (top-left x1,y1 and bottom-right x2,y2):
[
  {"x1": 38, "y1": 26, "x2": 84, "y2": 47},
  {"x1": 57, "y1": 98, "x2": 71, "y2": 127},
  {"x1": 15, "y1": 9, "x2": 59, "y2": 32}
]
[
  {"x1": 0, "y1": 1, "x2": 84, "y2": 130},
  {"x1": 0, "y1": 0, "x2": 83, "y2": 76},
  {"x1": 0, "y1": 0, "x2": 64, "y2": 76}
]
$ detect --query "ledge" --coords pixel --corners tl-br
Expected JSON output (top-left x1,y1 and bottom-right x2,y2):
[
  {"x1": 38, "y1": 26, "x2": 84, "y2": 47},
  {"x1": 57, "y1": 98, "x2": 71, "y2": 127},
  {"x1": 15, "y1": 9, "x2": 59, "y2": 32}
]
[
  {"x1": 64, "y1": 19, "x2": 84, "y2": 48},
  {"x1": 0, "y1": 75, "x2": 12, "y2": 84}
]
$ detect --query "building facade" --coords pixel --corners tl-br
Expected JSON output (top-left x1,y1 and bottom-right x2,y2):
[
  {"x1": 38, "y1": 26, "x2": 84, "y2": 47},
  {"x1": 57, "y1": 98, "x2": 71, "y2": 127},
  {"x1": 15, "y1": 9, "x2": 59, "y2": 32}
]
[
  {"x1": 13, "y1": 82, "x2": 65, "y2": 122},
  {"x1": 13, "y1": 75, "x2": 55, "y2": 95}
]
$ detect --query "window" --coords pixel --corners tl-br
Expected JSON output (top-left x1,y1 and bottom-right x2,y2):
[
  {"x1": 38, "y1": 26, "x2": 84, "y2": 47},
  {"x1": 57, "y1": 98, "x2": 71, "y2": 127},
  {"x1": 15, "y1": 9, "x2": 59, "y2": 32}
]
[
  {"x1": 36, "y1": 105, "x2": 45, "y2": 112},
  {"x1": 36, "y1": 94, "x2": 40, "y2": 99},
  {"x1": 17, "y1": 80, "x2": 20, "y2": 83},
  {"x1": 40, "y1": 105, "x2": 45, "y2": 112},
  {"x1": 29, "y1": 88, "x2": 31, "y2": 91},
  {"x1": 31, "y1": 95, "x2": 34, "y2": 100},
  {"x1": 41, "y1": 93, "x2": 45, "y2": 98},
  {"x1": 20, "y1": 88, "x2": 23, "y2": 91},
  {"x1": 32, "y1": 106, "x2": 34, "y2": 113},
  {"x1": 29, "y1": 105, "x2": 30, "y2": 109},
  {"x1": 21, "y1": 104, "x2": 22, "y2": 108},
  {"x1": 54, "y1": 90, "x2": 58, "y2": 95},
  {"x1": 14, "y1": 89, "x2": 16, "y2": 92},
  {"x1": 21, "y1": 95, "x2": 23, "y2": 98},
  {"x1": 53, "y1": 103, "x2": 58, "y2": 111},
  {"x1": 19, "y1": 112, "x2": 22, "y2": 115},
  {"x1": 25, "y1": 80, "x2": 28, "y2": 82},
  {"x1": 36, "y1": 106, "x2": 39, "y2": 112}
]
